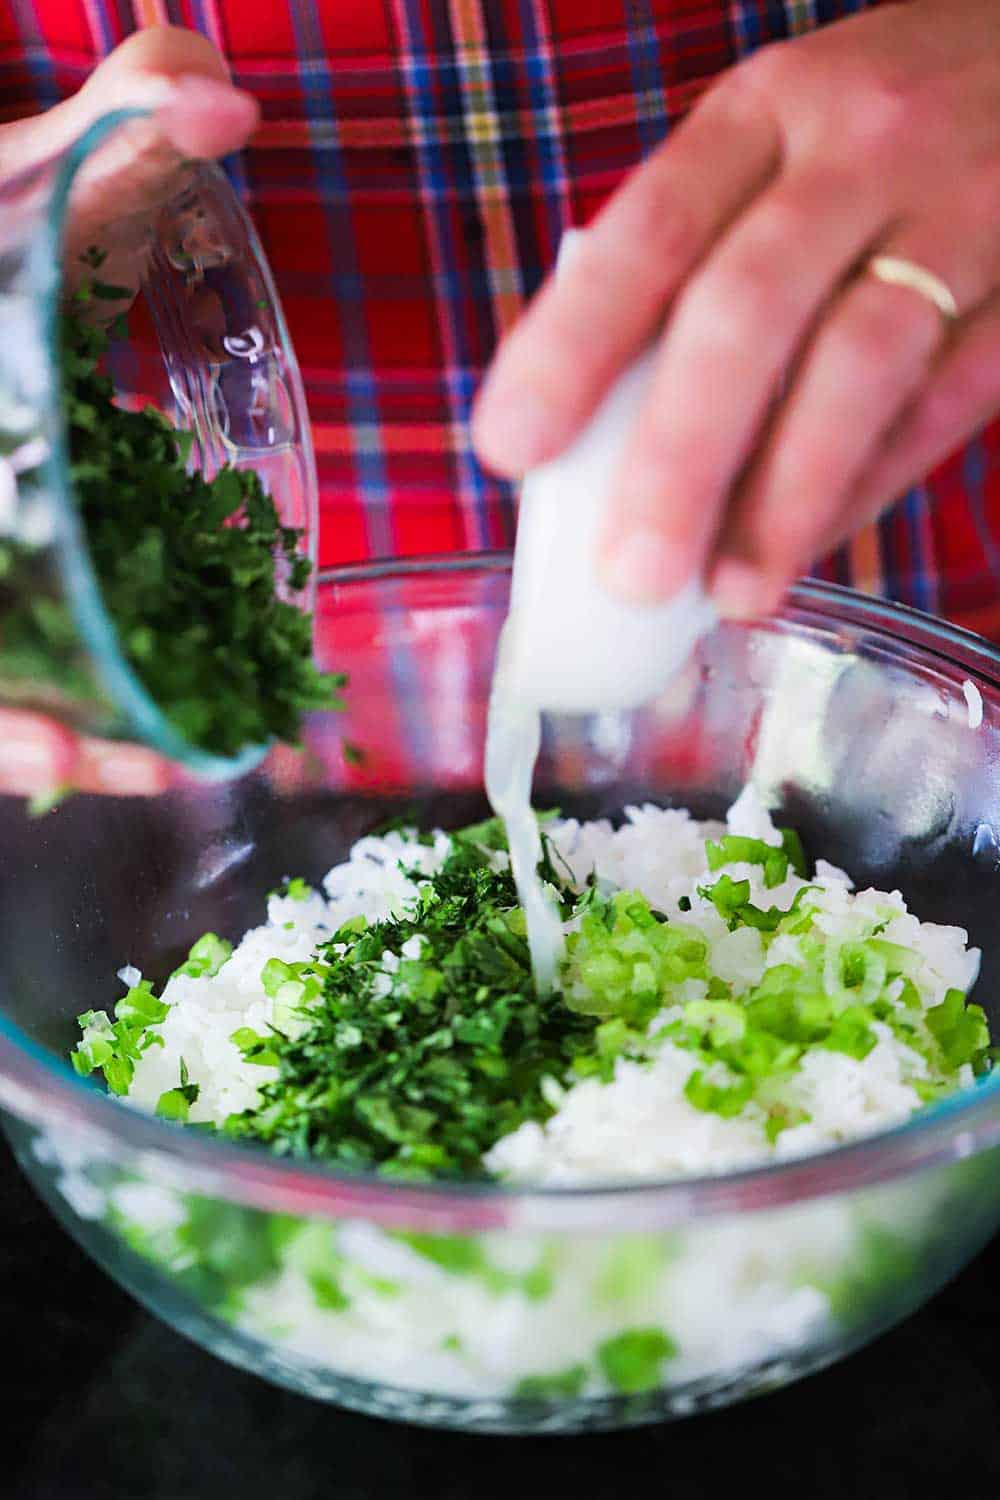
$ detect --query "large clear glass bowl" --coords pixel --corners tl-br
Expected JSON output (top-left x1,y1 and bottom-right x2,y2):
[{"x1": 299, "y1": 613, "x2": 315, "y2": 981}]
[{"x1": 3, "y1": 558, "x2": 1000, "y2": 1434}]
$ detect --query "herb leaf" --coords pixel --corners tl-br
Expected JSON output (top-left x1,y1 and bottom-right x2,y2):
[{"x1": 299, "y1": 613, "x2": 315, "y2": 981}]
[{"x1": 223, "y1": 838, "x2": 600, "y2": 1178}]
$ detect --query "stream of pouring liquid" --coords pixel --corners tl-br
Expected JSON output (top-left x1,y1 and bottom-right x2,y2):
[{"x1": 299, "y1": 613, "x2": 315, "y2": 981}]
[
  {"x1": 482, "y1": 229, "x2": 716, "y2": 994},
  {"x1": 483, "y1": 622, "x2": 565, "y2": 993},
  {"x1": 484, "y1": 582, "x2": 716, "y2": 994}
]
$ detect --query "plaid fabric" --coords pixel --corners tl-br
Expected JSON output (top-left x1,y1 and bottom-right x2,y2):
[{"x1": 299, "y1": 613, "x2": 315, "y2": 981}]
[{"x1": 3, "y1": 0, "x2": 1000, "y2": 637}]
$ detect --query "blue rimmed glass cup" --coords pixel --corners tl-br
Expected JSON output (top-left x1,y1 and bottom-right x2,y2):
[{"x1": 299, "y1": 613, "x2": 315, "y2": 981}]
[{"x1": 0, "y1": 109, "x2": 318, "y2": 779}]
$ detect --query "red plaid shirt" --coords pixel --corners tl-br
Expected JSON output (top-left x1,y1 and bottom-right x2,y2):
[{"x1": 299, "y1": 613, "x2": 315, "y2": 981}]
[{"x1": 4, "y1": 0, "x2": 1000, "y2": 638}]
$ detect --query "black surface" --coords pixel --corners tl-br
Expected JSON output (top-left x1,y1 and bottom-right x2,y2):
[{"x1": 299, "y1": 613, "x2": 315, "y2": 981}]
[{"x1": 6, "y1": 1139, "x2": 1000, "y2": 1500}]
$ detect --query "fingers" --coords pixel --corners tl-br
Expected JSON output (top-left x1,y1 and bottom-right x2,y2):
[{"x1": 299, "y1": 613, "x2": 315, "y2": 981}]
[
  {"x1": 77, "y1": 27, "x2": 260, "y2": 167},
  {"x1": 154, "y1": 73, "x2": 260, "y2": 161},
  {"x1": 79, "y1": 23, "x2": 233, "y2": 95},
  {"x1": 60, "y1": 71, "x2": 259, "y2": 297},
  {"x1": 596, "y1": 165, "x2": 887, "y2": 603},
  {"x1": 709, "y1": 215, "x2": 1000, "y2": 617},
  {"x1": 0, "y1": 709, "x2": 176, "y2": 799},
  {"x1": 0, "y1": 27, "x2": 254, "y2": 179},
  {"x1": 471, "y1": 84, "x2": 781, "y2": 477},
  {"x1": 0, "y1": 27, "x2": 258, "y2": 299},
  {"x1": 62, "y1": 41, "x2": 259, "y2": 291},
  {"x1": 0, "y1": 711, "x2": 78, "y2": 797},
  {"x1": 843, "y1": 291, "x2": 1000, "y2": 547},
  {"x1": 73, "y1": 737, "x2": 177, "y2": 796}
]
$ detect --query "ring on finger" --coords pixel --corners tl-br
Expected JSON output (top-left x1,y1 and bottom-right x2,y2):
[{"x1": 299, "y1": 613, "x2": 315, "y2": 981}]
[{"x1": 865, "y1": 254, "x2": 961, "y2": 324}]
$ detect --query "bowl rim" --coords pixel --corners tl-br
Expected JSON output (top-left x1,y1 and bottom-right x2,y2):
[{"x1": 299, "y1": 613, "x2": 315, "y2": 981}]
[{"x1": 5, "y1": 559, "x2": 1000, "y2": 1235}]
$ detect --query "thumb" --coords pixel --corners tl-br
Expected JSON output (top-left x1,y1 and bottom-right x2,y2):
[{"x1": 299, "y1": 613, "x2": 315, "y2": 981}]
[
  {"x1": 75, "y1": 26, "x2": 260, "y2": 161},
  {"x1": 0, "y1": 27, "x2": 259, "y2": 296},
  {"x1": 1, "y1": 27, "x2": 258, "y2": 179}
]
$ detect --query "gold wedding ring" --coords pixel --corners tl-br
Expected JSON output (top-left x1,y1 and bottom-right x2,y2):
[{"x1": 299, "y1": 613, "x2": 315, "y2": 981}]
[{"x1": 866, "y1": 254, "x2": 960, "y2": 322}]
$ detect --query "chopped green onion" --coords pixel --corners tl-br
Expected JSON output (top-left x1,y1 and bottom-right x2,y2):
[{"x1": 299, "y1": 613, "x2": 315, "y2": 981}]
[{"x1": 597, "y1": 1328, "x2": 676, "y2": 1393}]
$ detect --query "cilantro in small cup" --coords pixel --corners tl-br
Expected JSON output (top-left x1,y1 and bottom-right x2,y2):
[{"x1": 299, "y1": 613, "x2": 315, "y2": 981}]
[{"x1": 0, "y1": 266, "x2": 343, "y2": 765}]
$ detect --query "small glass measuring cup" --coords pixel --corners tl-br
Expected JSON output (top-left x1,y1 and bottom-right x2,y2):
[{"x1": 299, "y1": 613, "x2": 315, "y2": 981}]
[{"x1": 0, "y1": 108, "x2": 318, "y2": 780}]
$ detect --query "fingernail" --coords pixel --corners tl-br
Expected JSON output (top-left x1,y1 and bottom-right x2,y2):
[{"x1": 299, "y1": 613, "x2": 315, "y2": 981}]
[
  {"x1": 710, "y1": 559, "x2": 776, "y2": 620},
  {"x1": 599, "y1": 529, "x2": 685, "y2": 604}
]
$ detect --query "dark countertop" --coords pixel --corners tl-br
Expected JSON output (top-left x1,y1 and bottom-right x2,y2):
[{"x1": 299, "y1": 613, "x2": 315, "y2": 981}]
[{"x1": 7, "y1": 1137, "x2": 1000, "y2": 1500}]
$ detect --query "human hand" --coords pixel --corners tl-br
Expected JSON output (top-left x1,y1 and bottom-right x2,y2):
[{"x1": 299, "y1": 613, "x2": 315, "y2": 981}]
[
  {"x1": 472, "y1": 0, "x2": 1000, "y2": 619},
  {"x1": 0, "y1": 27, "x2": 257, "y2": 797},
  {"x1": 0, "y1": 26, "x2": 259, "y2": 304},
  {"x1": 0, "y1": 709, "x2": 177, "y2": 799}
]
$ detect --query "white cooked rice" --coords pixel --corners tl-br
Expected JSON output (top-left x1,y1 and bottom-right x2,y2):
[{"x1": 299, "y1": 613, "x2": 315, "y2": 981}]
[{"x1": 120, "y1": 787, "x2": 981, "y2": 1184}]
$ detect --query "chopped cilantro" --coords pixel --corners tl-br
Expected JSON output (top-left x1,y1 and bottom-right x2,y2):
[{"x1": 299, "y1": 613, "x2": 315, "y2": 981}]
[
  {"x1": 222, "y1": 837, "x2": 602, "y2": 1177},
  {"x1": 0, "y1": 296, "x2": 342, "y2": 760}
]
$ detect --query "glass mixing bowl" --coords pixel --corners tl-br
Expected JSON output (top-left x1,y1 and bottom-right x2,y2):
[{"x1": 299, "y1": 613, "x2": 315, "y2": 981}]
[
  {"x1": 0, "y1": 110, "x2": 318, "y2": 777},
  {"x1": 3, "y1": 558, "x2": 1000, "y2": 1434}
]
